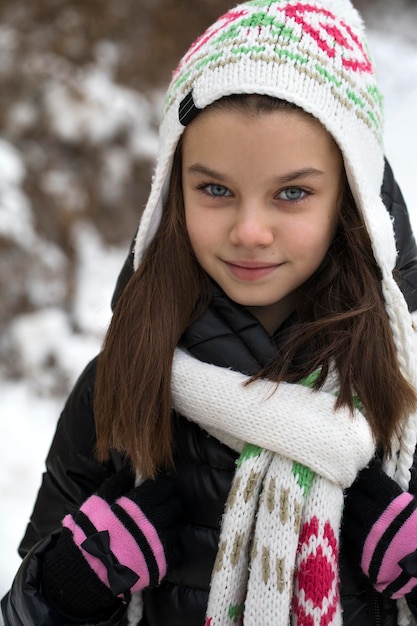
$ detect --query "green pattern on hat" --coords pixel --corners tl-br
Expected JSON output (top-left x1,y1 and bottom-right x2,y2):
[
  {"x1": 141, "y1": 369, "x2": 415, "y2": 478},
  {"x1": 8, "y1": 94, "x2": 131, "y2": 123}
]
[{"x1": 165, "y1": 0, "x2": 383, "y2": 145}]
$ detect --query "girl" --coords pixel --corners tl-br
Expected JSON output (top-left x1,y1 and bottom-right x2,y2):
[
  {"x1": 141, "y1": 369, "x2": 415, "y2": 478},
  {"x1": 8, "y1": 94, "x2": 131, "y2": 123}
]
[{"x1": 3, "y1": 1, "x2": 417, "y2": 625}]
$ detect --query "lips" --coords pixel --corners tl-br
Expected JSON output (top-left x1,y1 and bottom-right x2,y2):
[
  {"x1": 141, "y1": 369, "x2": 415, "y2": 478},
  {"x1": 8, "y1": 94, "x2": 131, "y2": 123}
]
[{"x1": 224, "y1": 260, "x2": 282, "y2": 281}]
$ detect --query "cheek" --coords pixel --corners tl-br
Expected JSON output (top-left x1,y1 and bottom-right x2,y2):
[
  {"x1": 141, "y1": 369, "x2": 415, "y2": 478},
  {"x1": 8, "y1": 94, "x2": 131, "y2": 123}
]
[
  {"x1": 185, "y1": 212, "x2": 214, "y2": 259},
  {"x1": 185, "y1": 205, "x2": 226, "y2": 252},
  {"x1": 291, "y1": 216, "x2": 336, "y2": 260},
  {"x1": 184, "y1": 201, "x2": 201, "y2": 251}
]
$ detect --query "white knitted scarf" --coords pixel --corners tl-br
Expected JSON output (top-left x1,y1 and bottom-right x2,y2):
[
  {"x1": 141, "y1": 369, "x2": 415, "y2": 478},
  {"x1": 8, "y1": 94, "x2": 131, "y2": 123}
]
[
  {"x1": 125, "y1": 345, "x2": 417, "y2": 625},
  {"x1": 169, "y1": 349, "x2": 375, "y2": 626}
]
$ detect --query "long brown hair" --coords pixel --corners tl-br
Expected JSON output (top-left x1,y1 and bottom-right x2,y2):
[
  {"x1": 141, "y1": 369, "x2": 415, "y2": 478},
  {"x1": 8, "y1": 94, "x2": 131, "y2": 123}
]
[{"x1": 95, "y1": 95, "x2": 416, "y2": 478}]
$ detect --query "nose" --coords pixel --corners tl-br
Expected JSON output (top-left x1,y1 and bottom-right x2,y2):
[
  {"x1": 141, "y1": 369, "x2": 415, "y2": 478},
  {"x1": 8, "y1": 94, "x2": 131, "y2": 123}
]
[{"x1": 229, "y1": 203, "x2": 274, "y2": 248}]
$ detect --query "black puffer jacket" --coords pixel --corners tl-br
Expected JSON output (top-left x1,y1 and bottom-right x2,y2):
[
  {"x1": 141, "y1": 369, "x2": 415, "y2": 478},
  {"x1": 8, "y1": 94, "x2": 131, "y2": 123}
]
[{"x1": 2, "y1": 160, "x2": 417, "y2": 626}]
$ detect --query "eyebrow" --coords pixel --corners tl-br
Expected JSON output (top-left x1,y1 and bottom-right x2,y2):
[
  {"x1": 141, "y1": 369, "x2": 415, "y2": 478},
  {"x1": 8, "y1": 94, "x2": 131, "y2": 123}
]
[
  {"x1": 186, "y1": 164, "x2": 228, "y2": 181},
  {"x1": 186, "y1": 163, "x2": 325, "y2": 183}
]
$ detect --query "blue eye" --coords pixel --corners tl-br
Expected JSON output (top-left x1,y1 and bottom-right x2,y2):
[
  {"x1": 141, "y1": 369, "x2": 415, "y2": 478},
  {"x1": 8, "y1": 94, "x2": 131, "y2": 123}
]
[
  {"x1": 204, "y1": 183, "x2": 232, "y2": 197},
  {"x1": 278, "y1": 187, "x2": 306, "y2": 201}
]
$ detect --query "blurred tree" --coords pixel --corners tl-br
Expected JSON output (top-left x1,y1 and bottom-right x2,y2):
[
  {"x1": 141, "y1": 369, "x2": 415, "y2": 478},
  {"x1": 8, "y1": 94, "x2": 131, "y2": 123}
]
[{"x1": 0, "y1": 1, "x2": 236, "y2": 337}]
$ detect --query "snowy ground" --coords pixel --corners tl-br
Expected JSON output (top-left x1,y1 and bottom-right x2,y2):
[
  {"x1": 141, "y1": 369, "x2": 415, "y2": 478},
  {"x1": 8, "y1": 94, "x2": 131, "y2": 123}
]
[{"x1": 1, "y1": 10, "x2": 417, "y2": 617}]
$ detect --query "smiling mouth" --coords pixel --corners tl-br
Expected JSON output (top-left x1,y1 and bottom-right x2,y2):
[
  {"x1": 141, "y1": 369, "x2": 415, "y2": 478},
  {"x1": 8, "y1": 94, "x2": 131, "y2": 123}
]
[{"x1": 224, "y1": 260, "x2": 282, "y2": 281}]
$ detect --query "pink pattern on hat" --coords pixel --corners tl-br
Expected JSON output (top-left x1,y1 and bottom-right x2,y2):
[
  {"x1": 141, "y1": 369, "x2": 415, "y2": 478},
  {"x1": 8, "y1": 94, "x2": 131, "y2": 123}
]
[{"x1": 284, "y1": 3, "x2": 372, "y2": 72}]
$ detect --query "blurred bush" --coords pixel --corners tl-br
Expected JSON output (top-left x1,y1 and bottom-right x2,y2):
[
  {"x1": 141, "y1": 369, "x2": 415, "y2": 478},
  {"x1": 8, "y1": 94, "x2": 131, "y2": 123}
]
[{"x1": 0, "y1": 0, "x2": 234, "y2": 351}]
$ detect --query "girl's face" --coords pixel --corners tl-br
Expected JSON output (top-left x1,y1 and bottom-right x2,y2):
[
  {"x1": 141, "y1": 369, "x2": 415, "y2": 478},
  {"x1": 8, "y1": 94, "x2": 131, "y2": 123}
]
[{"x1": 182, "y1": 105, "x2": 343, "y2": 334}]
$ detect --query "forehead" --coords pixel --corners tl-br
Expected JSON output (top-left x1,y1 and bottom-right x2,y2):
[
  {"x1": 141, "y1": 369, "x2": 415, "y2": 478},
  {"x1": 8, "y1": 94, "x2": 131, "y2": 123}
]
[{"x1": 182, "y1": 106, "x2": 342, "y2": 170}]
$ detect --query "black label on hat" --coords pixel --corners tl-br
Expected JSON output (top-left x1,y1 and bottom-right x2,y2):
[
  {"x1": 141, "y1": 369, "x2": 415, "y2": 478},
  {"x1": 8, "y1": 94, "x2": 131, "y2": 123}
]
[{"x1": 179, "y1": 91, "x2": 202, "y2": 126}]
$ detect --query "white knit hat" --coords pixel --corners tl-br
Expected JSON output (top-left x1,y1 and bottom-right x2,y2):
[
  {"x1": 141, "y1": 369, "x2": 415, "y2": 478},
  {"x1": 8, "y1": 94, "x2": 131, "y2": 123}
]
[{"x1": 134, "y1": 0, "x2": 417, "y2": 481}]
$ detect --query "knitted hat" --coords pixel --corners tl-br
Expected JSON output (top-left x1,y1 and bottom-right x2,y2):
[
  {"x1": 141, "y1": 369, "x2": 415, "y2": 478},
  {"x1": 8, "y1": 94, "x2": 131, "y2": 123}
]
[{"x1": 133, "y1": 0, "x2": 417, "y2": 478}]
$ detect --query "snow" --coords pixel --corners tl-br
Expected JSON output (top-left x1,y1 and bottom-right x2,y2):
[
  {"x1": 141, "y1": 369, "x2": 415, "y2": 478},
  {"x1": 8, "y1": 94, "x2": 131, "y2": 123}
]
[
  {"x1": 0, "y1": 140, "x2": 34, "y2": 246},
  {"x1": 45, "y1": 66, "x2": 156, "y2": 148},
  {"x1": 0, "y1": 387, "x2": 63, "y2": 590},
  {"x1": 1, "y1": 9, "x2": 417, "y2": 617},
  {"x1": 369, "y1": 30, "x2": 417, "y2": 231},
  {"x1": 71, "y1": 223, "x2": 128, "y2": 337}
]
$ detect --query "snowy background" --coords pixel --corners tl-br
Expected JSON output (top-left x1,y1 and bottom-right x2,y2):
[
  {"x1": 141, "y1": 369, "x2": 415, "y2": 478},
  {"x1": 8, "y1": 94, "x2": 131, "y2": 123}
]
[{"x1": 1, "y1": 1, "x2": 417, "y2": 616}]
